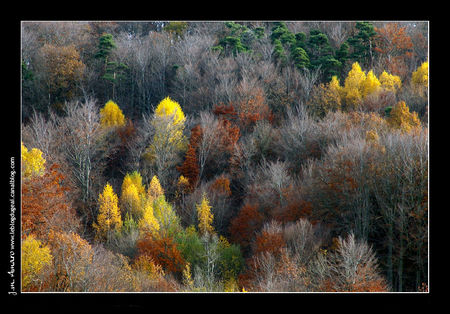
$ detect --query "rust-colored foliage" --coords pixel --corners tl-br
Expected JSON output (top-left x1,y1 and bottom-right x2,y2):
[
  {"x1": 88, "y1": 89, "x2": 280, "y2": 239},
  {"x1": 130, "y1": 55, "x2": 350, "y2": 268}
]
[
  {"x1": 39, "y1": 43, "x2": 85, "y2": 106},
  {"x1": 210, "y1": 175, "x2": 232, "y2": 196},
  {"x1": 375, "y1": 23, "x2": 414, "y2": 80},
  {"x1": 177, "y1": 145, "x2": 199, "y2": 190},
  {"x1": 213, "y1": 103, "x2": 238, "y2": 122},
  {"x1": 236, "y1": 88, "x2": 273, "y2": 131},
  {"x1": 213, "y1": 103, "x2": 240, "y2": 147},
  {"x1": 222, "y1": 119, "x2": 240, "y2": 152},
  {"x1": 320, "y1": 268, "x2": 389, "y2": 292},
  {"x1": 214, "y1": 117, "x2": 240, "y2": 156},
  {"x1": 348, "y1": 275, "x2": 389, "y2": 292},
  {"x1": 211, "y1": 104, "x2": 241, "y2": 171},
  {"x1": 276, "y1": 198, "x2": 313, "y2": 225},
  {"x1": 189, "y1": 124, "x2": 203, "y2": 148},
  {"x1": 177, "y1": 125, "x2": 202, "y2": 190},
  {"x1": 117, "y1": 119, "x2": 136, "y2": 145},
  {"x1": 254, "y1": 230, "x2": 286, "y2": 257},
  {"x1": 323, "y1": 158, "x2": 358, "y2": 195},
  {"x1": 22, "y1": 163, "x2": 79, "y2": 241},
  {"x1": 229, "y1": 203, "x2": 264, "y2": 251},
  {"x1": 136, "y1": 234, "x2": 186, "y2": 274}
]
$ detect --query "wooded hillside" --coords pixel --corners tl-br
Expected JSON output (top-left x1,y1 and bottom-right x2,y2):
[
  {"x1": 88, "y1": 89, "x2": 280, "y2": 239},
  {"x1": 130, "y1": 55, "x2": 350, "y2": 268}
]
[{"x1": 21, "y1": 21, "x2": 428, "y2": 292}]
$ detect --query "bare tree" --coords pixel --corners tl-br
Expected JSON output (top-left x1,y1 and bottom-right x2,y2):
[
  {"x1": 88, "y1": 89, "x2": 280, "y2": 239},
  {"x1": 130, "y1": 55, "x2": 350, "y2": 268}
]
[
  {"x1": 325, "y1": 233, "x2": 388, "y2": 292},
  {"x1": 58, "y1": 98, "x2": 111, "y2": 227},
  {"x1": 22, "y1": 109, "x2": 58, "y2": 163},
  {"x1": 297, "y1": 67, "x2": 322, "y2": 105},
  {"x1": 283, "y1": 218, "x2": 326, "y2": 266}
]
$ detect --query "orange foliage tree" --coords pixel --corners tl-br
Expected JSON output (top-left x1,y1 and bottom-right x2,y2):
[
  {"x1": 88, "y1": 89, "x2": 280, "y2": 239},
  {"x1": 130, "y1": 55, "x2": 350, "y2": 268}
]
[
  {"x1": 375, "y1": 23, "x2": 414, "y2": 80},
  {"x1": 177, "y1": 125, "x2": 202, "y2": 190},
  {"x1": 253, "y1": 226, "x2": 286, "y2": 257},
  {"x1": 136, "y1": 234, "x2": 186, "y2": 275},
  {"x1": 213, "y1": 104, "x2": 241, "y2": 155},
  {"x1": 235, "y1": 86, "x2": 273, "y2": 132},
  {"x1": 229, "y1": 203, "x2": 264, "y2": 253},
  {"x1": 22, "y1": 163, "x2": 80, "y2": 241},
  {"x1": 210, "y1": 174, "x2": 232, "y2": 197}
]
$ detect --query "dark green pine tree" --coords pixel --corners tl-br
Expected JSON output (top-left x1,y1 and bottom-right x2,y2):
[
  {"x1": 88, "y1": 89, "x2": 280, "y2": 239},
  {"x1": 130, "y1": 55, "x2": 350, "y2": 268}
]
[
  {"x1": 306, "y1": 30, "x2": 341, "y2": 81},
  {"x1": 291, "y1": 47, "x2": 310, "y2": 70},
  {"x1": 102, "y1": 61, "x2": 129, "y2": 100},
  {"x1": 347, "y1": 21, "x2": 377, "y2": 68},
  {"x1": 272, "y1": 39, "x2": 288, "y2": 66},
  {"x1": 95, "y1": 33, "x2": 116, "y2": 63},
  {"x1": 335, "y1": 42, "x2": 349, "y2": 78}
]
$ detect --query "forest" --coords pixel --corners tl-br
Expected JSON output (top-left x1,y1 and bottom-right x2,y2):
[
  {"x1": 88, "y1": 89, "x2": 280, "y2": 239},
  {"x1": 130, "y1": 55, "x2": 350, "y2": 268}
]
[{"x1": 20, "y1": 21, "x2": 428, "y2": 293}]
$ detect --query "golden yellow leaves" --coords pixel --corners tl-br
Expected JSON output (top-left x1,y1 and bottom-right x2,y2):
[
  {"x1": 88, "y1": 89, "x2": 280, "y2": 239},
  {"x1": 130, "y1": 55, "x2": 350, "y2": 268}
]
[
  {"x1": 100, "y1": 100, "x2": 126, "y2": 127},
  {"x1": 138, "y1": 199, "x2": 160, "y2": 236},
  {"x1": 21, "y1": 234, "x2": 53, "y2": 290},
  {"x1": 121, "y1": 171, "x2": 146, "y2": 218},
  {"x1": 343, "y1": 62, "x2": 367, "y2": 107},
  {"x1": 332, "y1": 62, "x2": 403, "y2": 110},
  {"x1": 387, "y1": 101, "x2": 421, "y2": 133},
  {"x1": 411, "y1": 61, "x2": 428, "y2": 96},
  {"x1": 341, "y1": 62, "x2": 401, "y2": 110},
  {"x1": 155, "y1": 96, "x2": 186, "y2": 126},
  {"x1": 144, "y1": 96, "x2": 188, "y2": 163},
  {"x1": 196, "y1": 193, "x2": 214, "y2": 235},
  {"x1": 148, "y1": 175, "x2": 164, "y2": 201},
  {"x1": 362, "y1": 70, "x2": 381, "y2": 97},
  {"x1": 379, "y1": 71, "x2": 402, "y2": 92},
  {"x1": 21, "y1": 142, "x2": 46, "y2": 179},
  {"x1": 93, "y1": 183, "x2": 123, "y2": 240}
]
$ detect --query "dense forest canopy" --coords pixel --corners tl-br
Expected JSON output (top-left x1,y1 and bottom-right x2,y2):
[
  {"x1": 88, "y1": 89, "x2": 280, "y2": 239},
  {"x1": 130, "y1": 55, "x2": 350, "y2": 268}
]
[{"x1": 21, "y1": 20, "x2": 428, "y2": 292}]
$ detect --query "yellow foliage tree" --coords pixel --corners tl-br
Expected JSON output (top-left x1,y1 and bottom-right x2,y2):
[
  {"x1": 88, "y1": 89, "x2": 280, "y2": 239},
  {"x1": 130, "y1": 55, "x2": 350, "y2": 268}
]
[
  {"x1": 196, "y1": 193, "x2": 214, "y2": 235},
  {"x1": 138, "y1": 199, "x2": 160, "y2": 236},
  {"x1": 155, "y1": 96, "x2": 186, "y2": 126},
  {"x1": 411, "y1": 61, "x2": 428, "y2": 96},
  {"x1": 93, "y1": 183, "x2": 123, "y2": 241},
  {"x1": 129, "y1": 171, "x2": 146, "y2": 197},
  {"x1": 144, "y1": 97, "x2": 188, "y2": 184},
  {"x1": 182, "y1": 262, "x2": 194, "y2": 289},
  {"x1": 121, "y1": 183, "x2": 142, "y2": 219},
  {"x1": 22, "y1": 234, "x2": 53, "y2": 291},
  {"x1": 121, "y1": 171, "x2": 146, "y2": 219},
  {"x1": 147, "y1": 175, "x2": 164, "y2": 201},
  {"x1": 343, "y1": 62, "x2": 366, "y2": 109},
  {"x1": 176, "y1": 175, "x2": 191, "y2": 197},
  {"x1": 21, "y1": 142, "x2": 46, "y2": 178},
  {"x1": 329, "y1": 75, "x2": 344, "y2": 99},
  {"x1": 152, "y1": 96, "x2": 186, "y2": 150},
  {"x1": 308, "y1": 76, "x2": 342, "y2": 118},
  {"x1": 133, "y1": 254, "x2": 165, "y2": 280},
  {"x1": 365, "y1": 130, "x2": 380, "y2": 143},
  {"x1": 379, "y1": 71, "x2": 402, "y2": 93},
  {"x1": 152, "y1": 194, "x2": 180, "y2": 236},
  {"x1": 387, "y1": 101, "x2": 421, "y2": 133},
  {"x1": 362, "y1": 70, "x2": 381, "y2": 97},
  {"x1": 100, "y1": 100, "x2": 126, "y2": 127},
  {"x1": 178, "y1": 175, "x2": 190, "y2": 190}
]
